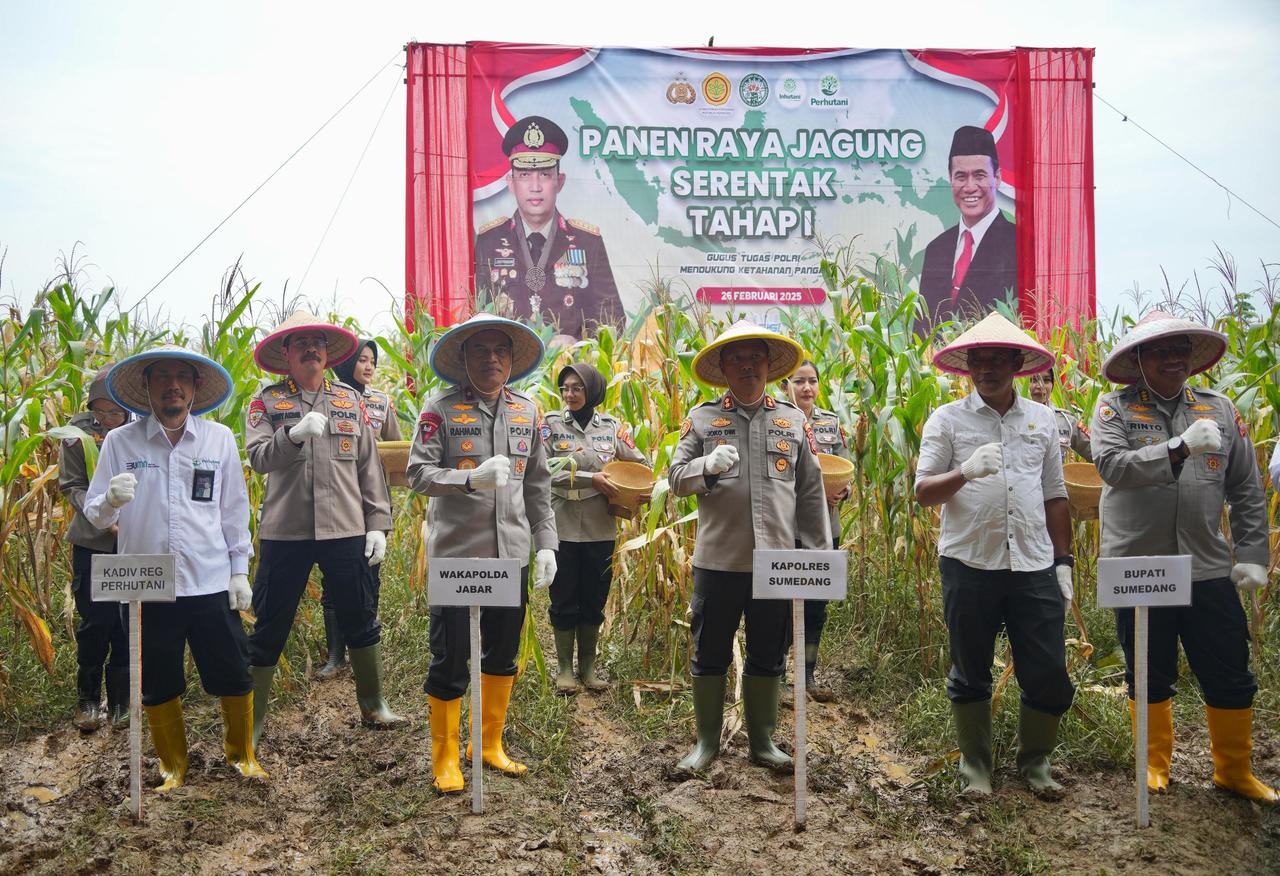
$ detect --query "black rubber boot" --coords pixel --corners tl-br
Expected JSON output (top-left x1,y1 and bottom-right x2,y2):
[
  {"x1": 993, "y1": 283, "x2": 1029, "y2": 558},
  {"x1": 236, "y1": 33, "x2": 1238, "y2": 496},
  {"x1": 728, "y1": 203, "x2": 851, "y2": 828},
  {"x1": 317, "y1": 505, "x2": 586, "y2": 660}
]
[
  {"x1": 106, "y1": 666, "x2": 130, "y2": 727},
  {"x1": 73, "y1": 665, "x2": 104, "y2": 732},
  {"x1": 316, "y1": 609, "x2": 347, "y2": 680}
]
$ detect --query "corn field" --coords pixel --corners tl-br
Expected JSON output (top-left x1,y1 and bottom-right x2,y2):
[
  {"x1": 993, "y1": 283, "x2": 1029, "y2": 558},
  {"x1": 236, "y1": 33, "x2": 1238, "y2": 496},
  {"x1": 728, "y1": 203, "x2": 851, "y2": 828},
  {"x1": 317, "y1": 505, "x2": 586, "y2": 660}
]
[{"x1": 2, "y1": 247, "x2": 1277, "y2": 713}]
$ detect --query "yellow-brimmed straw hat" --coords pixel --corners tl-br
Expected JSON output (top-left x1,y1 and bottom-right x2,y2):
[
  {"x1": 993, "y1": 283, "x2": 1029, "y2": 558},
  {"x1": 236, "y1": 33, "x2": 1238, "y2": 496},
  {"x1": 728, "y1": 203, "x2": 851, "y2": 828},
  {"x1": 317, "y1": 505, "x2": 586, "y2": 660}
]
[
  {"x1": 691, "y1": 320, "x2": 805, "y2": 387},
  {"x1": 1100, "y1": 310, "x2": 1227, "y2": 385},
  {"x1": 254, "y1": 311, "x2": 359, "y2": 376},
  {"x1": 107, "y1": 345, "x2": 233, "y2": 416},
  {"x1": 428, "y1": 313, "x2": 544, "y2": 385},
  {"x1": 932, "y1": 312, "x2": 1054, "y2": 377}
]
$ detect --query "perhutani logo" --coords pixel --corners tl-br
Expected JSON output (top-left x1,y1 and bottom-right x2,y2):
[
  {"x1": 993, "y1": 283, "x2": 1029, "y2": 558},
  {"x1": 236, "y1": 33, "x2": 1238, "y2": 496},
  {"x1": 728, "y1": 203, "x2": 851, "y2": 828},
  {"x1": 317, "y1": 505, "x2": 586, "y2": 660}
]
[
  {"x1": 778, "y1": 76, "x2": 804, "y2": 108},
  {"x1": 739, "y1": 73, "x2": 769, "y2": 107},
  {"x1": 811, "y1": 73, "x2": 850, "y2": 107}
]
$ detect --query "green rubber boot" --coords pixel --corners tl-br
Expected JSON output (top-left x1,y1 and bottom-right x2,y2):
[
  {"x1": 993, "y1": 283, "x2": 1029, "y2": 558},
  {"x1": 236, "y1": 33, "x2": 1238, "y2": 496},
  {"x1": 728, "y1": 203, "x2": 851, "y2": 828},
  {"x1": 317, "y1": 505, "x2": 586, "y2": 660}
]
[
  {"x1": 1017, "y1": 702, "x2": 1065, "y2": 800},
  {"x1": 742, "y1": 674, "x2": 793, "y2": 773},
  {"x1": 350, "y1": 643, "x2": 407, "y2": 729},
  {"x1": 553, "y1": 628, "x2": 578, "y2": 694},
  {"x1": 576, "y1": 624, "x2": 608, "y2": 692},
  {"x1": 250, "y1": 664, "x2": 276, "y2": 749},
  {"x1": 676, "y1": 675, "x2": 726, "y2": 772},
  {"x1": 953, "y1": 699, "x2": 994, "y2": 796}
]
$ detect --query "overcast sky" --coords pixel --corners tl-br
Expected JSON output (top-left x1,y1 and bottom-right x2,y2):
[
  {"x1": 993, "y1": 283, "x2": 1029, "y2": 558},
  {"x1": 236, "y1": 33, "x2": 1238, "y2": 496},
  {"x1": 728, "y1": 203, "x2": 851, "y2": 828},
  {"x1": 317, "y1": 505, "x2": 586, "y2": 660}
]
[{"x1": 2, "y1": 0, "x2": 1277, "y2": 333}]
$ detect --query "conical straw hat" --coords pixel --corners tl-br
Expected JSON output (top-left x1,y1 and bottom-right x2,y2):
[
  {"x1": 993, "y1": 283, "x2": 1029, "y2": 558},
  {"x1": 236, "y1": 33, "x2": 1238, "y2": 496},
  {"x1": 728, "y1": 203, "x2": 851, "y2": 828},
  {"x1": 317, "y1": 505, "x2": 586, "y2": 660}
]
[
  {"x1": 254, "y1": 311, "x2": 359, "y2": 375},
  {"x1": 107, "y1": 345, "x2": 233, "y2": 416},
  {"x1": 691, "y1": 320, "x2": 805, "y2": 387},
  {"x1": 428, "y1": 313, "x2": 545, "y2": 385},
  {"x1": 932, "y1": 312, "x2": 1053, "y2": 377},
  {"x1": 1100, "y1": 310, "x2": 1227, "y2": 385}
]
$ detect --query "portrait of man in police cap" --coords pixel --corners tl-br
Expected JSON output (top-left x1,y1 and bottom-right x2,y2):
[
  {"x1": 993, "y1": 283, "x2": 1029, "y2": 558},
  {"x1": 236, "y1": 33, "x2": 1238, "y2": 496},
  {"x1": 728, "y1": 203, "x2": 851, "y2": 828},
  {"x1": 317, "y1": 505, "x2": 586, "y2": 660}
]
[
  {"x1": 473, "y1": 115, "x2": 624, "y2": 341},
  {"x1": 919, "y1": 125, "x2": 1019, "y2": 321}
]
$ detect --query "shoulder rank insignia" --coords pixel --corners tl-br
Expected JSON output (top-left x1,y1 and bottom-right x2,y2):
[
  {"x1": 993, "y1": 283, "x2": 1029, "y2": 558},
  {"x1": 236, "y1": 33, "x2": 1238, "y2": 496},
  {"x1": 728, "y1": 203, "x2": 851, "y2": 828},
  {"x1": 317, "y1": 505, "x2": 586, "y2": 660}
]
[
  {"x1": 478, "y1": 215, "x2": 508, "y2": 234},
  {"x1": 567, "y1": 217, "x2": 600, "y2": 235}
]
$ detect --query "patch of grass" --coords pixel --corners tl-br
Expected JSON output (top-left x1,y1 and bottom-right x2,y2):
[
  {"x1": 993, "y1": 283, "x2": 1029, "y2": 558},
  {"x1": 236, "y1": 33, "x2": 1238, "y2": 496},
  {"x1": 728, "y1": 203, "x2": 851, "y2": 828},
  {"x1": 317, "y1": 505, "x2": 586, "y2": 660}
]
[
  {"x1": 967, "y1": 799, "x2": 1054, "y2": 875},
  {"x1": 627, "y1": 791, "x2": 704, "y2": 873}
]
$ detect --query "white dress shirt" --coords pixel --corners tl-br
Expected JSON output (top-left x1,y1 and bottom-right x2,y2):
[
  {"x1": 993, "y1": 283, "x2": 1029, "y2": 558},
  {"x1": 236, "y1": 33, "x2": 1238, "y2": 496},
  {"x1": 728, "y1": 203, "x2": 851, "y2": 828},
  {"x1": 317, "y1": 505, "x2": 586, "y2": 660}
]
[
  {"x1": 916, "y1": 390, "x2": 1066, "y2": 572},
  {"x1": 85, "y1": 414, "x2": 252, "y2": 597},
  {"x1": 951, "y1": 204, "x2": 1001, "y2": 273}
]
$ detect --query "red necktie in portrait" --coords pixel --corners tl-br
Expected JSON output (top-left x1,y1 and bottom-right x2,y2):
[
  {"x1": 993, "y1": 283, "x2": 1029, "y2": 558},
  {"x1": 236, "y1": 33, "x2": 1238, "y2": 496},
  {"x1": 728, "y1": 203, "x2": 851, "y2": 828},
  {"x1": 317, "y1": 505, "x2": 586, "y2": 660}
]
[{"x1": 950, "y1": 230, "x2": 974, "y2": 304}]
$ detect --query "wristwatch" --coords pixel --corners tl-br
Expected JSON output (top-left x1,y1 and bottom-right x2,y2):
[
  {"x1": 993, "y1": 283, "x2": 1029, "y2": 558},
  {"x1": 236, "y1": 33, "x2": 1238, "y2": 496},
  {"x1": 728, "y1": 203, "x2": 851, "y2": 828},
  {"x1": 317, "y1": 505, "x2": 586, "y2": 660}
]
[
  {"x1": 1168, "y1": 436, "x2": 1189, "y2": 462},
  {"x1": 1053, "y1": 555, "x2": 1074, "y2": 568}
]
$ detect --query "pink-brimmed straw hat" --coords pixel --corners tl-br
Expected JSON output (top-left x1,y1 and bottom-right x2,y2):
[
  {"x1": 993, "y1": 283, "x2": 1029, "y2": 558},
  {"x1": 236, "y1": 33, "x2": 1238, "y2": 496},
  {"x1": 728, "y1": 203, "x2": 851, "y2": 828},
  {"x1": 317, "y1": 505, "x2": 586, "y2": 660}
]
[
  {"x1": 1101, "y1": 310, "x2": 1227, "y2": 385},
  {"x1": 932, "y1": 312, "x2": 1054, "y2": 377},
  {"x1": 254, "y1": 311, "x2": 359, "y2": 375}
]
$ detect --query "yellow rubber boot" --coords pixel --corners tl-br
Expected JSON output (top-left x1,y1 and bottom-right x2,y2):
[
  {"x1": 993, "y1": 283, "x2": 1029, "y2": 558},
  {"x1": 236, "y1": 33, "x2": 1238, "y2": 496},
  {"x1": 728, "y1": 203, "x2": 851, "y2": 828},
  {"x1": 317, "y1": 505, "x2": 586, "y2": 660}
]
[
  {"x1": 143, "y1": 697, "x2": 188, "y2": 793},
  {"x1": 465, "y1": 673, "x2": 527, "y2": 776},
  {"x1": 220, "y1": 694, "x2": 268, "y2": 781},
  {"x1": 428, "y1": 695, "x2": 465, "y2": 794},
  {"x1": 1128, "y1": 698, "x2": 1173, "y2": 792},
  {"x1": 1205, "y1": 705, "x2": 1278, "y2": 804}
]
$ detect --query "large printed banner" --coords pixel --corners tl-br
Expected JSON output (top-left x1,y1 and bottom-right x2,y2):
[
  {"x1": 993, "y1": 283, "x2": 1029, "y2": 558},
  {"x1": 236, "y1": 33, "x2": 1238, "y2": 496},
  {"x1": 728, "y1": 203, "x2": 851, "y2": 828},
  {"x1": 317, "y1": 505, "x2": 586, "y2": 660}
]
[{"x1": 406, "y1": 44, "x2": 1096, "y2": 338}]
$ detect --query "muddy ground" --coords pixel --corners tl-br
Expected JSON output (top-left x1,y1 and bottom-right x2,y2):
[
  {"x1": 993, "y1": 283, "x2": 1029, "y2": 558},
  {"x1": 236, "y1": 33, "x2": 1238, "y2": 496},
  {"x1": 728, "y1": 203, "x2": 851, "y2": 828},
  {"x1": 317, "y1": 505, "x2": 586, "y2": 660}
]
[{"x1": 2, "y1": 640, "x2": 1278, "y2": 875}]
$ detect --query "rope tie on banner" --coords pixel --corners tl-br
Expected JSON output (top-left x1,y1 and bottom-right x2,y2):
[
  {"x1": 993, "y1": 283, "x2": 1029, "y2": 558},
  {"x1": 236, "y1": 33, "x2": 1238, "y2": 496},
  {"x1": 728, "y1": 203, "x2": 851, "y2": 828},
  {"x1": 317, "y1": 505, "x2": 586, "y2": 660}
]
[
  {"x1": 139, "y1": 49, "x2": 404, "y2": 306},
  {"x1": 1094, "y1": 92, "x2": 1280, "y2": 232}
]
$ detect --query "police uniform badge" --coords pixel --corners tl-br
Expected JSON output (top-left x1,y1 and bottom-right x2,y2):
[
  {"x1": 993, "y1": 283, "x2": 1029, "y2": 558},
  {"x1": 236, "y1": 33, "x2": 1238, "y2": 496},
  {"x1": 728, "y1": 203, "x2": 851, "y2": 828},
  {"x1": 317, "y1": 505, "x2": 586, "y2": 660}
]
[
  {"x1": 680, "y1": 418, "x2": 692, "y2": 437},
  {"x1": 515, "y1": 458, "x2": 526, "y2": 475},
  {"x1": 248, "y1": 399, "x2": 267, "y2": 429},
  {"x1": 419, "y1": 411, "x2": 443, "y2": 444},
  {"x1": 1098, "y1": 402, "x2": 1116, "y2": 422}
]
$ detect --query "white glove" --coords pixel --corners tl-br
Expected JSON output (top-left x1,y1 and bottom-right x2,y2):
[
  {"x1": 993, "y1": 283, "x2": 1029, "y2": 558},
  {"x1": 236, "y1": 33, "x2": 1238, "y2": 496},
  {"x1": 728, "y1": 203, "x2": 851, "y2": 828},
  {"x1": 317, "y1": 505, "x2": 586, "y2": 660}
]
[
  {"x1": 364, "y1": 530, "x2": 387, "y2": 566},
  {"x1": 705, "y1": 444, "x2": 739, "y2": 475},
  {"x1": 1230, "y1": 563, "x2": 1268, "y2": 592},
  {"x1": 960, "y1": 443, "x2": 1003, "y2": 481},
  {"x1": 468, "y1": 455, "x2": 510, "y2": 490},
  {"x1": 106, "y1": 473, "x2": 137, "y2": 508},
  {"x1": 228, "y1": 574, "x2": 252, "y2": 611},
  {"x1": 534, "y1": 548, "x2": 557, "y2": 589},
  {"x1": 1055, "y1": 565, "x2": 1074, "y2": 607},
  {"x1": 1180, "y1": 419, "x2": 1221, "y2": 457},
  {"x1": 288, "y1": 411, "x2": 328, "y2": 443}
]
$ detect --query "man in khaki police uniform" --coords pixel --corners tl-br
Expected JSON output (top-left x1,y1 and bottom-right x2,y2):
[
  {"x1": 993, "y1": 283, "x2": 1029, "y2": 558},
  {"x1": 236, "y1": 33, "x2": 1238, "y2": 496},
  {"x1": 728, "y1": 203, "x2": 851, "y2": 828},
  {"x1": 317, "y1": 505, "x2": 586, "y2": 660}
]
[
  {"x1": 1092, "y1": 310, "x2": 1275, "y2": 804},
  {"x1": 59, "y1": 365, "x2": 131, "y2": 730},
  {"x1": 407, "y1": 313, "x2": 558, "y2": 794},
  {"x1": 669, "y1": 320, "x2": 831, "y2": 773},
  {"x1": 245, "y1": 312, "x2": 404, "y2": 746}
]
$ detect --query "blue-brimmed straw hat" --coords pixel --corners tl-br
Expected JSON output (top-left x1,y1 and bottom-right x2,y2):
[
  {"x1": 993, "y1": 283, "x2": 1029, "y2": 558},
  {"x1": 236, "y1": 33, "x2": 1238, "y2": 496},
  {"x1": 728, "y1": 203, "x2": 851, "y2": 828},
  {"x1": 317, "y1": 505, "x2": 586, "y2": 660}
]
[
  {"x1": 107, "y1": 345, "x2": 233, "y2": 416},
  {"x1": 428, "y1": 313, "x2": 544, "y2": 385}
]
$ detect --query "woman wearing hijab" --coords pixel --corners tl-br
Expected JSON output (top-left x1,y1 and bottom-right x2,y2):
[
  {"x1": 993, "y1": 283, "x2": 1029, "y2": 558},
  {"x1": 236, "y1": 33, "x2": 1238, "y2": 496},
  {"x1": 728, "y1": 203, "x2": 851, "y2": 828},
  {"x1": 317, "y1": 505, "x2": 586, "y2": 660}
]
[
  {"x1": 779, "y1": 359, "x2": 851, "y2": 701},
  {"x1": 542, "y1": 362, "x2": 647, "y2": 693},
  {"x1": 317, "y1": 338, "x2": 402, "y2": 679}
]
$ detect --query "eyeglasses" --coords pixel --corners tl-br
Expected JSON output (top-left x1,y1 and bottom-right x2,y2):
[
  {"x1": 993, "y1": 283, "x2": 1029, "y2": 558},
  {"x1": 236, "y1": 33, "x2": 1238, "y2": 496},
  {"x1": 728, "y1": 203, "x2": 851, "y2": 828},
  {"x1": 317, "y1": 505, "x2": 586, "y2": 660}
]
[
  {"x1": 559, "y1": 383, "x2": 586, "y2": 395},
  {"x1": 1141, "y1": 343, "x2": 1192, "y2": 359},
  {"x1": 92, "y1": 407, "x2": 128, "y2": 421},
  {"x1": 286, "y1": 335, "x2": 329, "y2": 349}
]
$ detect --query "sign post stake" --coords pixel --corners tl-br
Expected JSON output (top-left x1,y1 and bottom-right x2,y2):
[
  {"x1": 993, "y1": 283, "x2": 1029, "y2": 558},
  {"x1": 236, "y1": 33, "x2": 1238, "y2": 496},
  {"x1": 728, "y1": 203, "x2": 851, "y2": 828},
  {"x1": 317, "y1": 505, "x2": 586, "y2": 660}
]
[
  {"x1": 1134, "y1": 605, "x2": 1150, "y2": 829},
  {"x1": 1096, "y1": 554, "x2": 1191, "y2": 830},
  {"x1": 791, "y1": 598, "x2": 807, "y2": 831},
  {"x1": 752, "y1": 548, "x2": 845, "y2": 833},
  {"x1": 91, "y1": 553, "x2": 176, "y2": 822},
  {"x1": 128, "y1": 600, "x2": 143, "y2": 821},
  {"x1": 470, "y1": 604, "x2": 483, "y2": 815}
]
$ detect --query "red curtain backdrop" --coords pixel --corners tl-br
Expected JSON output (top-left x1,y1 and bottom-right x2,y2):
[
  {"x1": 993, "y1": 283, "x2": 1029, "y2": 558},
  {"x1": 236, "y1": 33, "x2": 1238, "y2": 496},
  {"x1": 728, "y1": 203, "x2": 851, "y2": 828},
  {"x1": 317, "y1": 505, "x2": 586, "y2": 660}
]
[
  {"x1": 1014, "y1": 47, "x2": 1096, "y2": 334},
  {"x1": 405, "y1": 43, "x2": 1096, "y2": 334},
  {"x1": 405, "y1": 43, "x2": 471, "y2": 330}
]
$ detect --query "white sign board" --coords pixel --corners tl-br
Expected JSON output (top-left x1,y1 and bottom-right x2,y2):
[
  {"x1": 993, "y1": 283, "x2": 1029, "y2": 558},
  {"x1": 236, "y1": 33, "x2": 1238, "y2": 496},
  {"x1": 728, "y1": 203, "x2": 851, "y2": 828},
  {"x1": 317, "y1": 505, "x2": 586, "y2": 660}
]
[
  {"x1": 428, "y1": 557, "x2": 522, "y2": 607},
  {"x1": 1096, "y1": 556, "x2": 1192, "y2": 609},
  {"x1": 751, "y1": 550, "x2": 848, "y2": 601},
  {"x1": 91, "y1": 554, "x2": 176, "y2": 603}
]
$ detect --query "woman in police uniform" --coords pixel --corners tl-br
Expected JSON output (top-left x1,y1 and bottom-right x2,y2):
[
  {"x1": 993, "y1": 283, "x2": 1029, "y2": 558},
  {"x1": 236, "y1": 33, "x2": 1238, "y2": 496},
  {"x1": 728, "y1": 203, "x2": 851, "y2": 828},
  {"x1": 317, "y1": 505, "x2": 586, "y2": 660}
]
[
  {"x1": 317, "y1": 338, "x2": 402, "y2": 679},
  {"x1": 542, "y1": 362, "x2": 647, "y2": 693},
  {"x1": 781, "y1": 359, "x2": 850, "y2": 701}
]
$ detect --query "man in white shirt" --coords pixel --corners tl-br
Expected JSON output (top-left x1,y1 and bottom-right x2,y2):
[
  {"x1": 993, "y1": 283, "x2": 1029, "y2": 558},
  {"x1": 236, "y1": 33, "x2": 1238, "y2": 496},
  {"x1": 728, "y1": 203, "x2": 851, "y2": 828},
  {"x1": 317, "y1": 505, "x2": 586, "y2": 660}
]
[
  {"x1": 918, "y1": 126, "x2": 1018, "y2": 321},
  {"x1": 914, "y1": 313, "x2": 1074, "y2": 799},
  {"x1": 84, "y1": 345, "x2": 265, "y2": 791}
]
